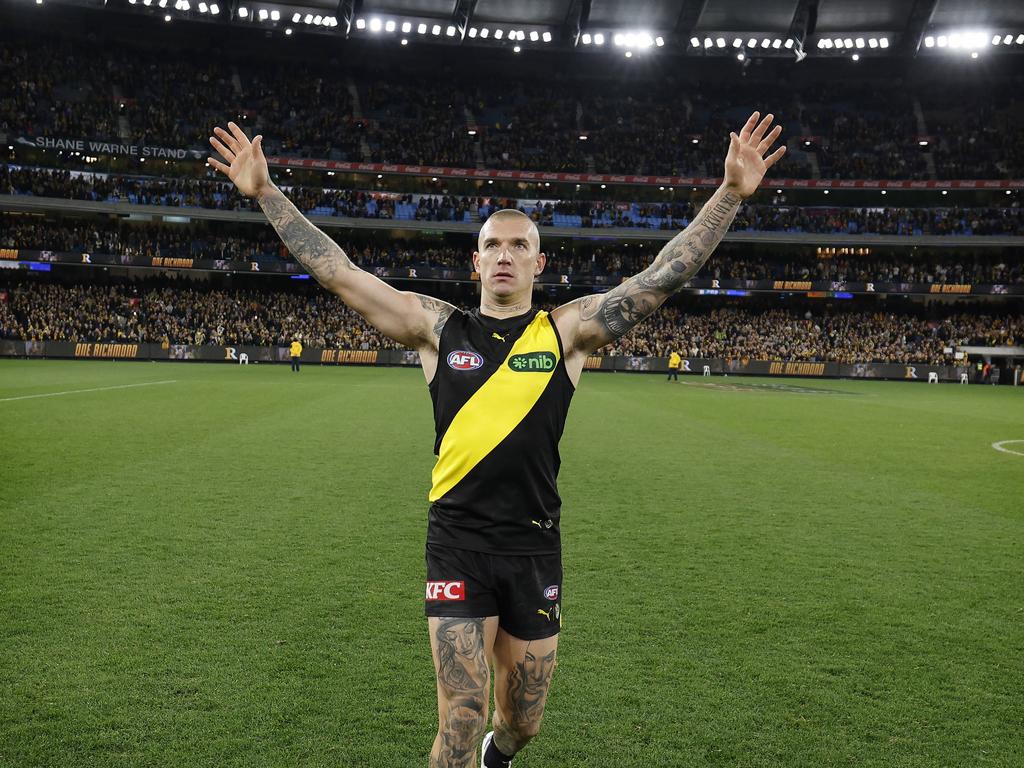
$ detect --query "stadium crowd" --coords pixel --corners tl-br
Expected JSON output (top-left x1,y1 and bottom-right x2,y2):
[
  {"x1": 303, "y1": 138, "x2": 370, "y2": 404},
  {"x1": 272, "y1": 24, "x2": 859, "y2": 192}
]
[
  {"x1": 3, "y1": 217, "x2": 1022, "y2": 286},
  {"x1": 4, "y1": 164, "x2": 1022, "y2": 237},
  {"x1": 3, "y1": 32, "x2": 1023, "y2": 179},
  {"x1": 1, "y1": 279, "x2": 1020, "y2": 365}
]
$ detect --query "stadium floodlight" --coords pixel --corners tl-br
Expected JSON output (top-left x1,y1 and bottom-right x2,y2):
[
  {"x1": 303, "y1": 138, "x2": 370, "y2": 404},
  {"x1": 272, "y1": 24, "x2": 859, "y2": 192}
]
[
  {"x1": 737, "y1": 52, "x2": 745, "y2": 60},
  {"x1": 624, "y1": 50, "x2": 632, "y2": 58},
  {"x1": 385, "y1": 20, "x2": 396, "y2": 32},
  {"x1": 772, "y1": 38, "x2": 782, "y2": 49},
  {"x1": 369, "y1": 18, "x2": 382, "y2": 32},
  {"x1": 401, "y1": 38, "x2": 408, "y2": 45},
  {"x1": 530, "y1": 30, "x2": 539, "y2": 42},
  {"x1": 313, "y1": 15, "x2": 322, "y2": 25},
  {"x1": 417, "y1": 23, "x2": 427, "y2": 34},
  {"x1": 639, "y1": 33, "x2": 654, "y2": 48},
  {"x1": 209, "y1": 2, "x2": 218, "y2": 13},
  {"x1": 543, "y1": 31, "x2": 552, "y2": 42},
  {"x1": 291, "y1": 12, "x2": 299, "y2": 22},
  {"x1": 879, "y1": 37, "x2": 889, "y2": 48},
  {"x1": 181, "y1": 0, "x2": 190, "y2": 8},
  {"x1": 716, "y1": 37, "x2": 726, "y2": 48},
  {"x1": 1003, "y1": 34, "x2": 1013, "y2": 44},
  {"x1": 732, "y1": 37, "x2": 742, "y2": 48},
  {"x1": 270, "y1": 10, "x2": 279, "y2": 21},
  {"x1": 402, "y1": 21, "x2": 412, "y2": 33},
  {"x1": 703, "y1": 37, "x2": 713, "y2": 48},
  {"x1": 761, "y1": 38, "x2": 770, "y2": 48},
  {"x1": 513, "y1": 45, "x2": 521, "y2": 53},
  {"x1": 493, "y1": 28, "x2": 503, "y2": 39},
  {"x1": 159, "y1": 0, "x2": 168, "y2": 6},
  {"x1": 919, "y1": 139, "x2": 929, "y2": 146},
  {"x1": 304, "y1": 13, "x2": 313, "y2": 24},
  {"x1": 747, "y1": 37, "x2": 757, "y2": 48},
  {"x1": 970, "y1": 51, "x2": 979, "y2": 58},
  {"x1": 992, "y1": 34, "x2": 1001, "y2": 45},
  {"x1": 942, "y1": 190, "x2": 948, "y2": 195},
  {"x1": 690, "y1": 36, "x2": 700, "y2": 47},
  {"x1": 355, "y1": 17, "x2": 365, "y2": 29},
  {"x1": 937, "y1": 35, "x2": 948, "y2": 47},
  {"x1": 479, "y1": 27, "x2": 488, "y2": 38},
  {"x1": 581, "y1": 33, "x2": 592, "y2": 44},
  {"x1": 164, "y1": 13, "x2": 171, "y2": 20},
  {"x1": 855, "y1": 38, "x2": 864, "y2": 48},
  {"x1": 446, "y1": 25, "x2": 456, "y2": 37},
  {"x1": 868, "y1": 37, "x2": 878, "y2": 48},
  {"x1": 691, "y1": 137, "x2": 699, "y2": 144},
  {"x1": 655, "y1": 36, "x2": 664, "y2": 46},
  {"x1": 851, "y1": 53, "x2": 859, "y2": 61},
  {"x1": 237, "y1": 6, "x2": 246, "y2": 17},
  {"x1": 623, "y1": 33, "x2": 635, "y2": 47},
  {"x1": 258, "y1": 9, "x2": 268, "y2": 21},
  {"x1": 785, "y1": 38, "x2": 794, "y2": 48},
  {"x1": 833, "y1": 37, "x2": 844, "y2": 48},
  {"x1": 198, "y1": 2, "x2": 207, "y2": 12},
  {"x1": 431, "y1": 24, "x2": 441, "y2": 36},
  {"x1": 948, "y1": 33, "x2": 962, "y2": 48},
  {"x1": 924, "y1": 35, "x2": 935, "y2": 47},
  {"x1": 614, "y1": 33, "x2": 624, "y2": 46},
  {"x1": 843, "y1": 38, "x2": 853, "y2": 48},
  {"x1": 1017, "y1": 34, "x2": 1024, "y2": 44},
  {"x1": 593, "y1": 32, "x2": 604, "y2": 45},
  {"x1": 129, "y1": 0, "x2": 136, "y2": 4},
  {"x1": 285, "y1": 27, "x2": 292, "y2": 35},
  {"x1": 817, "y1": 39, "x2": 825, "y2": 48},
  {"x1": 578, "y1": 134, "x2": 588, "y2": 140}
]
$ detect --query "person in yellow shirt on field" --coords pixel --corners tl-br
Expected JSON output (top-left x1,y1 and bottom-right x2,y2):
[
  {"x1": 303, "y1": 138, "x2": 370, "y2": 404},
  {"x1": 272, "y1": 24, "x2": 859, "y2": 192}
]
[
  {"x1": 667, "y1": 350, "x2": 682, "y2": 382},
  {"x1": 290, "y1": 337, "x2": 303, "y2": 372}
]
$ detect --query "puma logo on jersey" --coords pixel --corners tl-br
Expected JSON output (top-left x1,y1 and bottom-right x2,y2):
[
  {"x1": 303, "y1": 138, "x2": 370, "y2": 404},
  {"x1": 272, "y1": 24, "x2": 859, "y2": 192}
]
[
  {"x1": 491, "y1": 332, "x2": 507, "y2": 342},
  {"x1": 531, "y1": 519, "x2": 554, "y2": 529},
  {"x1": 536, "y1": 608, "x2": 553, "y2": 620}
]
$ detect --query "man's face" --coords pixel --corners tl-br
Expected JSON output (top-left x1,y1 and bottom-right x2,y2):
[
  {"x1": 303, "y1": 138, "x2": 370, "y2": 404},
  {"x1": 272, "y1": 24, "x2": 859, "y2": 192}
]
[{"x1": 473, "y1": 216, "x2": 546, "y2": 300}]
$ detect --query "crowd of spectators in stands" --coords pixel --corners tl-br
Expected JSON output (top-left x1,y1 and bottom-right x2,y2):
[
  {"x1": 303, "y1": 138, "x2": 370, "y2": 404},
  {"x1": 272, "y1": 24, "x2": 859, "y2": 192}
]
[
  {"x1": 3, "y1": 216, "x2": 1022, "y2": 285},
  {"x1": 3, "y1": 32, "x2": 1023, "y2": 179},
  {"x1": 5, "y1": 164, "x2": 1022, "y2": 237},
  {"x1": 1, "y1": 279, "x2": 1018, "y2": 365}
]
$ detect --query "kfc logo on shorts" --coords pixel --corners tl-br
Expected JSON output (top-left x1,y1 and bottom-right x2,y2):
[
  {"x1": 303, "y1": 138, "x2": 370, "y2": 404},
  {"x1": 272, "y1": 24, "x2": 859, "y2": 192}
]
[
  {"x1": 543, "y1": 585, "x2": 559, "y2": 601},
  {"x1": 447, "y1": 350, "x2": 483, "y2": 370},
  {"x1": 426, "y1": 580, "x2": 466, "y2": 601}
]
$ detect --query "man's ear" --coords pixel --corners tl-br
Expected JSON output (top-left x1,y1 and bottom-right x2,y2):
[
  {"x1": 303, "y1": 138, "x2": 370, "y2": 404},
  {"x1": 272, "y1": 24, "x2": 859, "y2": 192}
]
[
  {"x1": 535, "y1": 252, "x2": 546, "y2": 275},
  {"x1": 472, "y1": 251, "x2": 480, "y2": 272}
]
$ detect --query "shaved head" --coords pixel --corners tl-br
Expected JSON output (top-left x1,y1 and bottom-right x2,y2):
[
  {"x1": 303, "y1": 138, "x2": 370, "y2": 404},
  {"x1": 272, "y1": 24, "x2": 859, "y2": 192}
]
[{"x1": 477, "y1": 209, "x2": 540, "y2": 254}]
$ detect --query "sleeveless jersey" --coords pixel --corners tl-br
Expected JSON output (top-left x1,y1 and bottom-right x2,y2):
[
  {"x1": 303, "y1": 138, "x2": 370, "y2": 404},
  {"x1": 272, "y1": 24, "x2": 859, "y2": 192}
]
[{"x1": 427, "y1": 307, "x2": 575, "y2": 555}]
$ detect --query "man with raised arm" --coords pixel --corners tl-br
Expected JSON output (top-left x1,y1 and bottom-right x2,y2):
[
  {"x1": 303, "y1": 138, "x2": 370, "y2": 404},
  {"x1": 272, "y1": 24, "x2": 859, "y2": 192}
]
[{"x1": 208, "y1": 111, "x2": 785, "y2": 768}]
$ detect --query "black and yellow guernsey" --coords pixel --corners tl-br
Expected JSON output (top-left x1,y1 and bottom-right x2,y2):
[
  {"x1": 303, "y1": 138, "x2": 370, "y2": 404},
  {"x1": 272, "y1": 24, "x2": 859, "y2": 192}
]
[{"x1": 427, "y1": 307, "x2": 575, "y2": 556}]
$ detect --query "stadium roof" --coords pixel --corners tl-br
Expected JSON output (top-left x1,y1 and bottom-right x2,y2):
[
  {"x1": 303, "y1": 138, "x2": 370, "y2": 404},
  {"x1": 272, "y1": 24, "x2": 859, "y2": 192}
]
[{"x1": 14, "y1": 0, "x2": 1024, "y2": 59}]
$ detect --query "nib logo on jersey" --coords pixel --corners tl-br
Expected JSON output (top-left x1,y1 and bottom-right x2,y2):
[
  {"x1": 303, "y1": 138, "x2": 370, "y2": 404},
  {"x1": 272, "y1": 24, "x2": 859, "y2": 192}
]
[
  {"x1": 426, "y1": 580, "x2": 466, "y2": 601},
  {"x1": 447, "y1": 350, "x2": 483, "y2": 370},
  {"x1": 509, "y1": 351, "x2": 556, "y2": 372}
]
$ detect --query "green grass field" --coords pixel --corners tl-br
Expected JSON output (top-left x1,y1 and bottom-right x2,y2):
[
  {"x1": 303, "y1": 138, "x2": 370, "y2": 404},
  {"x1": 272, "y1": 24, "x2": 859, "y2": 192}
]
[{"x1": 1, "y1": 359, "x2": 1022, "y2": 768}]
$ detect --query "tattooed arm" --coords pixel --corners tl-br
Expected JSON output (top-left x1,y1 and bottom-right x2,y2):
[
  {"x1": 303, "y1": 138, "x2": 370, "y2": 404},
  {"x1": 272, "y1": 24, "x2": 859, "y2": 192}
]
[
  {"x1": 552, "y1": 111, "x2": 786, "y2": 367},
  {"x1": 207, "y1": 122, "x2": 454, "y2": 362}
]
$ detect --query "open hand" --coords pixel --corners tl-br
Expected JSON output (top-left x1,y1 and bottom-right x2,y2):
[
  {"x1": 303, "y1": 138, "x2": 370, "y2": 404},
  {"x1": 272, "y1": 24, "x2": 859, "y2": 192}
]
[
  {"x1": 208, "y1": 122, "x2": 271, "y2": 198},
  {"x1": 724, "y1": 112, "x2": 786, "y2": 198}
]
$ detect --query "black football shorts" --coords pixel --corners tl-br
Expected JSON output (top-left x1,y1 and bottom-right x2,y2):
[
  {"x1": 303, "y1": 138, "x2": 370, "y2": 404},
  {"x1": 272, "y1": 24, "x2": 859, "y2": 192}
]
[{"x1": 424, "y1": 543, "x2": 562, "y2": 640}]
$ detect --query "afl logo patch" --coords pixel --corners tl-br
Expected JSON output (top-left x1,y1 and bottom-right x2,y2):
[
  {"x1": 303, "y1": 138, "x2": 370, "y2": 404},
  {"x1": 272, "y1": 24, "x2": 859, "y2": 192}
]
[
  {"x1": 543, "y1": 585, "x2": 559, "y2": 601},
  {"x1": 447, "y1": 350, "x2": 483, "y2": 370}
]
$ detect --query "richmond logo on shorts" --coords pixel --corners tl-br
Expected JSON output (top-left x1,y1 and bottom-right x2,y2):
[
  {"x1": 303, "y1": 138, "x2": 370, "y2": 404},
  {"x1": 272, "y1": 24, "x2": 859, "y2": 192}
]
[
  {"x1": 426, "y1": 580, "x2": 466, "y2": 601},
  {"x1": 447, "y1": 350, "x2": 483, "y2": 370}
]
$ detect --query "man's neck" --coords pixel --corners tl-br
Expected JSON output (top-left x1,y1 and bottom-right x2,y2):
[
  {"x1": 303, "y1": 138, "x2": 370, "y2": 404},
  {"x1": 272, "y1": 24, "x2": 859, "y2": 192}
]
[{"x1": 479, "y1": 295, "x2": 532, "y2": 319}]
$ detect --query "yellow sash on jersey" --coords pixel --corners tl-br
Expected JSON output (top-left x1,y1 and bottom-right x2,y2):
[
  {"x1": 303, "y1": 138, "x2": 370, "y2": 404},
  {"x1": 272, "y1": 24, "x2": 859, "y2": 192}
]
[{"x1": 429, "y1": 311, "x2": 560, "y2": 502}]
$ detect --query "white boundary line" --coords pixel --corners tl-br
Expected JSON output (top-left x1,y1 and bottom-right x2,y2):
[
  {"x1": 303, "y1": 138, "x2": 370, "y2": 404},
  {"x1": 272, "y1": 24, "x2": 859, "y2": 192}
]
[
  {"x1": 991, "y1": 440, "x2": 1024, "y2": 457},
  {"x1": 0, "y1": 380, "x2": 177, "y2": 403}
]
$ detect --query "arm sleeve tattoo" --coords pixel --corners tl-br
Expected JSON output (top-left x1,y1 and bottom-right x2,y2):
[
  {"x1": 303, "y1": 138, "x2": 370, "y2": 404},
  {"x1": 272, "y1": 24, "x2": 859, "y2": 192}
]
[
  {"x1": 578, "y1": 188, "x2": 743, "y2": 342},
  {"x1": 257, "y1": 186, "x2": 359, "y2": 288}
]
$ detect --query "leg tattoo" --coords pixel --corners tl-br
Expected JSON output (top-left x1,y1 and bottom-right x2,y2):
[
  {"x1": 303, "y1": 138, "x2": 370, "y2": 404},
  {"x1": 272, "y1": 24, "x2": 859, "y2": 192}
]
[{"x1": 432, "y1": 618, "x2": 490, "y2": 768}]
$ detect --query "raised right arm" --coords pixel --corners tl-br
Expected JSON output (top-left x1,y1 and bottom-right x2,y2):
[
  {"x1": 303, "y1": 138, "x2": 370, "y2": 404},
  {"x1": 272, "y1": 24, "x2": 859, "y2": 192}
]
[{"x1": 208, "y1": 121, "x2": 453, "y2": 354}]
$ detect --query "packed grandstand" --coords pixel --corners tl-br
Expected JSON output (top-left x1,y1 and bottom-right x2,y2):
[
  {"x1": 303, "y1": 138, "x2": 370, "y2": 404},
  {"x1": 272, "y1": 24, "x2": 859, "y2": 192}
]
[{"x1": 1, "y1": 3, "x2": 1021, "y2": 383}]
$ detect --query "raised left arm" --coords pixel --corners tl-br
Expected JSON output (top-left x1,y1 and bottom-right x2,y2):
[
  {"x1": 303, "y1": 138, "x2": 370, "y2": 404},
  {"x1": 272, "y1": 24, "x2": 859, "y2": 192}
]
[{"x1": 553, "y1": 111, "x2": 785, "y2": 359}]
